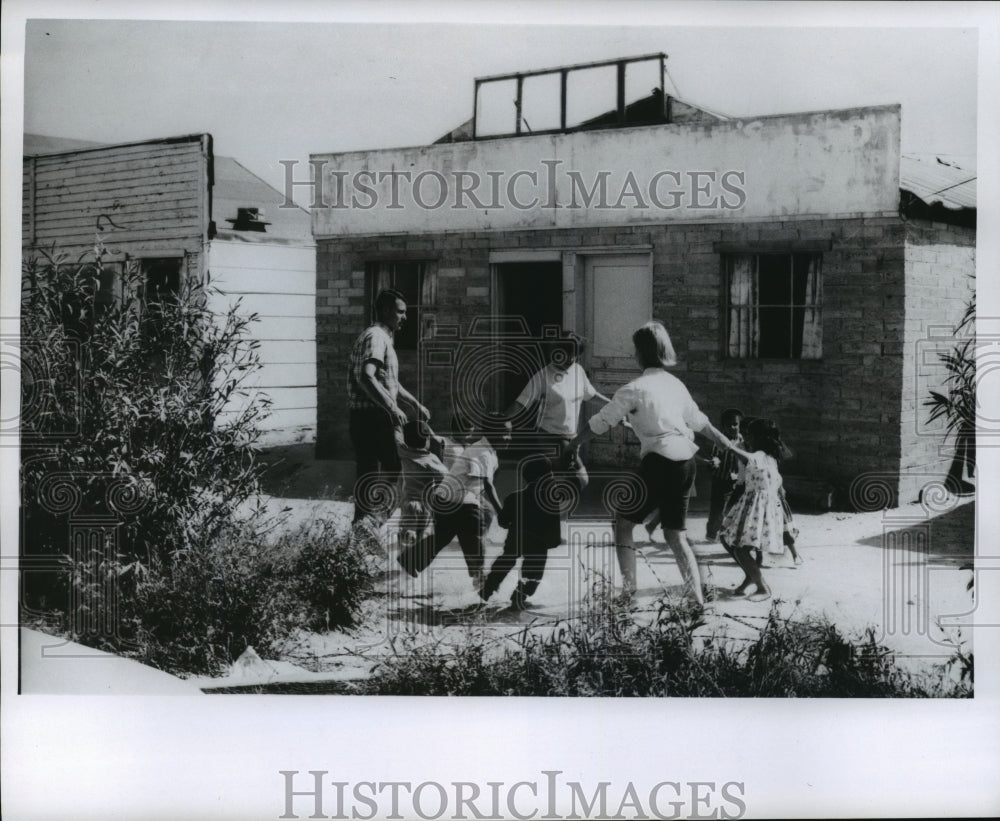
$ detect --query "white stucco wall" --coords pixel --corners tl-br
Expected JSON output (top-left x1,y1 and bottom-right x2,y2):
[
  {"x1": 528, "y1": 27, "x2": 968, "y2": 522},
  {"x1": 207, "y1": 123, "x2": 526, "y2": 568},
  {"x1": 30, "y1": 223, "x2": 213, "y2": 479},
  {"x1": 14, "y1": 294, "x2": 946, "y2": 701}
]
[{"x1": 311, "y1": 104, "x2": 900, "y2": 237}]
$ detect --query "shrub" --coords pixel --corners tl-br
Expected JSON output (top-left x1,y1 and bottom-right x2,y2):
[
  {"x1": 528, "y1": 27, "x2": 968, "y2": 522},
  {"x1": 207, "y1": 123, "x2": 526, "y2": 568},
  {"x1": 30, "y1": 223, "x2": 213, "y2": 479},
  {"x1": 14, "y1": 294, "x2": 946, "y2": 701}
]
[
  {"x1": 272, "y1": 519, "x2": 381, "y2": 633},
  {"x1": 20, "y1": 244, "x2": 269, "y2": 573},
  {"x1": 59, "y1": 516, "x2": 379, "y2": 677},
  {"x1": 925, "y1": 289, "x2": 975, "y2": 491},
  {"x1": 360, "y1": 596, "x2": 971, "y2": 698},
  {"x1": 19, "y1": 245, "x2": 378, "y2": 674}
]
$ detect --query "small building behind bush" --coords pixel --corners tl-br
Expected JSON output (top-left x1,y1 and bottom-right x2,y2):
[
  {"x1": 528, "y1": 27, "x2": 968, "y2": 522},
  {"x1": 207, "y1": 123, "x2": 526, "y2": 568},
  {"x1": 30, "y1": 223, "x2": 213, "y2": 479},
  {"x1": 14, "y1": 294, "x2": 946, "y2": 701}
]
[{"x1": 22, "y1": 133, "x2": 317, "y2": 448}]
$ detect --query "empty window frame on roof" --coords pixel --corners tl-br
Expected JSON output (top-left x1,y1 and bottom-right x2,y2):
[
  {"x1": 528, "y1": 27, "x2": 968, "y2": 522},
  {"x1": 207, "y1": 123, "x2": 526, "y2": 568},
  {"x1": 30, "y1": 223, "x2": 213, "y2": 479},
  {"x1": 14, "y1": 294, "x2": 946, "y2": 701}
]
[{"x1": 473, "y1": 53, "x2": 670, "y2": 139}]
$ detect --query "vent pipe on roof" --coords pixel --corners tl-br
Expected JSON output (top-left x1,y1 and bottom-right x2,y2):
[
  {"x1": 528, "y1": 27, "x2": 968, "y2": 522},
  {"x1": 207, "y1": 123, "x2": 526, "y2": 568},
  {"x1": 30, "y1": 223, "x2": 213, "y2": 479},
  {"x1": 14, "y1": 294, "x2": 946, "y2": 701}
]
[{"x1": 227, "y1": 207, "x2": 270, "y2": 232}]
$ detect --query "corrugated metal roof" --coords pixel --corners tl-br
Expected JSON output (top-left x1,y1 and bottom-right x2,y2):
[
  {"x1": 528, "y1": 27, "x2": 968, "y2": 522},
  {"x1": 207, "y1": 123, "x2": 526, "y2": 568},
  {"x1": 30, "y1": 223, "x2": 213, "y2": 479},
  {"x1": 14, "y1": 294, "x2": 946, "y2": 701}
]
[{"x1": 900, "y1": 154, "x2": 976, "y2": 210}]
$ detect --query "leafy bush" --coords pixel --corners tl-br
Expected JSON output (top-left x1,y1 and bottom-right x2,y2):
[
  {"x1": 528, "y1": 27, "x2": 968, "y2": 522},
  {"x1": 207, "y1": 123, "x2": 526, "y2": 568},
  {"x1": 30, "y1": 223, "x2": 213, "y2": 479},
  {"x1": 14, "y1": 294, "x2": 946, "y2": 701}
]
[
  {"x1": 361, "y1": 596, "x2": 971, "y2": 698},
  {"x1": 274, "y1": 519, "x2": 380, "y2": 633},
  {"x1": 21, "y1": 244, "x2": 269, "y2": 570},
  {"x1": 19, "y1": 245, "x2": 379, "y2": 674},
  {"x1": 55, "y1": 517, "x2": 379, "y2": 677}
]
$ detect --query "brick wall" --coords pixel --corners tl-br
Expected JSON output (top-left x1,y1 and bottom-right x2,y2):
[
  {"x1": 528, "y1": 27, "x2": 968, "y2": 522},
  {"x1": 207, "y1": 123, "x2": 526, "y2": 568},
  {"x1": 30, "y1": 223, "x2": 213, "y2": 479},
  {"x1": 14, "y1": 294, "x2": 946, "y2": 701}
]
[
  {"x1": 899, "y1": 219, "x2": 976, "y2": 503},
  {"x1": 641, "y1": 215, "x2": 908, "y2": 498},
  {"x1": 316, "y1": 215, "x2": 913, "y2": 500}
]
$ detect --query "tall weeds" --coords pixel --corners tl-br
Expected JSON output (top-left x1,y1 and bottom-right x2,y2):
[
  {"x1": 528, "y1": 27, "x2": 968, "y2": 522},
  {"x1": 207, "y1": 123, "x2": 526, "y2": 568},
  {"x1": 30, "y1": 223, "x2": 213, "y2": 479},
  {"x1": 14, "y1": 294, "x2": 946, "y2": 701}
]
[{"x1": 361, "y1": 596, "x2": 971, "y2": 698}]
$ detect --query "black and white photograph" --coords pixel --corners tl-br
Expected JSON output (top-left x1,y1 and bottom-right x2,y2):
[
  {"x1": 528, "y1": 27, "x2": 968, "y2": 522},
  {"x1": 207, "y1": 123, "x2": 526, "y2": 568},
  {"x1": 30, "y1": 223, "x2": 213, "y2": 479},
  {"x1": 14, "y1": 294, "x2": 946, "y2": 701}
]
[{"x1": 2, "y1": 1, "x2": 998, "y2": 819}]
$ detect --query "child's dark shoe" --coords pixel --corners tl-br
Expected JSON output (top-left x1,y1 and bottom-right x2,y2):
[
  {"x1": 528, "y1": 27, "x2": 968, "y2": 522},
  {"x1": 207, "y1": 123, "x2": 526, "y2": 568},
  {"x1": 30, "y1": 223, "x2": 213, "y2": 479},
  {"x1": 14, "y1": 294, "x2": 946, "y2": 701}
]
[
  {"x1": 509, "y1": 589, "x2": 529, "y2": 611},
  {"x1": 396, "y1": 553, "x2": 418, "y2": 578}
]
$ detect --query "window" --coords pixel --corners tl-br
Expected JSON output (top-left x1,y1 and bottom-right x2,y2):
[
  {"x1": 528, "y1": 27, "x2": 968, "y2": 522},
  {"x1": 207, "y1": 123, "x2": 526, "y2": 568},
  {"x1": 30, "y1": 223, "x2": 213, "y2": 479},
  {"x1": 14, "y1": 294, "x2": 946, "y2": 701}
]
[
  {"x1": 366, "y1": 261, "x2": 434, "y2": 351},
  {"x1": 123, "y1": 256, "x2": 185, "y2": 339},
  {"x1": 725, "y1": 252, "x2": 822, "y2": 359},
  {"x1": 140, "y1": 258, "x2": 183, "y2": 307},
  {"x1": 53, "y1": 261, "x2": 122, "y2": 335},
  {"x1": 47, "y1": 256, "x2": 184, "y2": 339}
]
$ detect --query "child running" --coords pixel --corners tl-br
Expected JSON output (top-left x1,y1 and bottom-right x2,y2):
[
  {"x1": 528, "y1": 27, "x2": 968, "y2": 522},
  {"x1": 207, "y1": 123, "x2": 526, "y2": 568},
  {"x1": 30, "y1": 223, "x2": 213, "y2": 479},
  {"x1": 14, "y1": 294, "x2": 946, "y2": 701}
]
[
  {"x1": 479, "y1": 446, "x2": 587, "y2": 610},
  {"x1": 395, "y1": 420, "x2": 449, "y2": 546},
  {"x1": 718, "y1": 417, "x2": 789, "y2": 601},
  {"x1": 396, "y1": 411, "x2": 505, "y2": 589}
]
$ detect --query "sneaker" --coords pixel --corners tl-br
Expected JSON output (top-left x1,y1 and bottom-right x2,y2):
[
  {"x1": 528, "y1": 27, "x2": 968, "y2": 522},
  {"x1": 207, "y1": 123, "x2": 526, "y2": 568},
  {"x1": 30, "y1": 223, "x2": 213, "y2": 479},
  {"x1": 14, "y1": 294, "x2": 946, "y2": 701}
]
[{"x1": 509, "y1": 589, "x2": 529, "y2": 611}]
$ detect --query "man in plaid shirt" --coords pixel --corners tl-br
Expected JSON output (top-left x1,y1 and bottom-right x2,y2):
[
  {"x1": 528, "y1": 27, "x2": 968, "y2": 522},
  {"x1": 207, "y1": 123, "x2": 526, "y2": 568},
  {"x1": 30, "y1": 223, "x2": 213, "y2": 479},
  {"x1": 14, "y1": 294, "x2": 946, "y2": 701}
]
[{"x1": 348, "y1": 288, "x2": 429, "y2": 525}]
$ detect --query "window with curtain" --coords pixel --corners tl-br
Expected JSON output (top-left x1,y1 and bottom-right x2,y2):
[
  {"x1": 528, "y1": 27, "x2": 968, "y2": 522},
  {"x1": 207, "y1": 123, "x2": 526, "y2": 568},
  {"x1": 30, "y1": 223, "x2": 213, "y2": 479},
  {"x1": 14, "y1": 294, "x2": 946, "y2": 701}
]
[
  {"x1": 725, "y1": 252, "x2": 822, "y2": 359},
  {"x1": 366, "y1": 261, "x2": 435, "y2": 351}
]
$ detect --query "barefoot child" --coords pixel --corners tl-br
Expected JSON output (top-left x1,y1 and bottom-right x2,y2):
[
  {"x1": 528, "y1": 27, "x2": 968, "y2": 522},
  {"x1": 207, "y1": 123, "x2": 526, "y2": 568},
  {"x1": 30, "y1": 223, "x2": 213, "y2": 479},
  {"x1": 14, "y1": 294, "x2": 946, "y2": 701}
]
[
  {"x1": 479, "y1": 446, "x2": 587, "y2": 609},
  {"x1": 718, "y1": 418, "x2": 789, "y2": 601},
  {"x1": 778, "y1": 486, "x2": 802, "y2": 564}
]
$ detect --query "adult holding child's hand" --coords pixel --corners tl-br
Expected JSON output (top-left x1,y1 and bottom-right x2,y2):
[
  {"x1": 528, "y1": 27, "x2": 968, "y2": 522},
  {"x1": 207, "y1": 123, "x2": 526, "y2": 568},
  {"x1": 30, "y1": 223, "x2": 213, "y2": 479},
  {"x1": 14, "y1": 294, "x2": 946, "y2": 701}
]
[
  {"x1": 504, "y1": 331, "x2": 610, "y2": 478},
  {"x1": 577, "y1": 321, "x2": 733, "y2": 605},
  {"x1": 348, "y1": 288, "x2": 429, "y2": 525}
]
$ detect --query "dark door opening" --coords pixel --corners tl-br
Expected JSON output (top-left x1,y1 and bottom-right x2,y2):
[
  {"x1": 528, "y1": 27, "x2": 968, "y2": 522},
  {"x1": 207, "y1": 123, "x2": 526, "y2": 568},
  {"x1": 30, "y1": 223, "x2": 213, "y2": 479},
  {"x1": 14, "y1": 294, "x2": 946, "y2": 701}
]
[{"x1": 494, "y1": 261, "x2": 563, "y2": 415}]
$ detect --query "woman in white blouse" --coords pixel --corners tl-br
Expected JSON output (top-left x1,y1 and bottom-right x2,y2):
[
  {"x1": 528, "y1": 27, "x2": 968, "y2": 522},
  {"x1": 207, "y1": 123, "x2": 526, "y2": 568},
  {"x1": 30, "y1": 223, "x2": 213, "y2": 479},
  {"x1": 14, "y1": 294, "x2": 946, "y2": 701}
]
[
  {"x1": 505, "y1": 333, "x2": 610, "y2": 471},
  {"x1": 578, "y1": 321, "x2": 734, "y2": 606}
]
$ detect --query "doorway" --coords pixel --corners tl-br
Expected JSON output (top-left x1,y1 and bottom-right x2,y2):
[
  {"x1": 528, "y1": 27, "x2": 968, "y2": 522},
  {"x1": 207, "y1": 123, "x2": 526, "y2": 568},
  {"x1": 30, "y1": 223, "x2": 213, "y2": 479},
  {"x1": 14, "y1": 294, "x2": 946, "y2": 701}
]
[{"x1": 493, "y1": 261, "x2": 563, "y2": 412}]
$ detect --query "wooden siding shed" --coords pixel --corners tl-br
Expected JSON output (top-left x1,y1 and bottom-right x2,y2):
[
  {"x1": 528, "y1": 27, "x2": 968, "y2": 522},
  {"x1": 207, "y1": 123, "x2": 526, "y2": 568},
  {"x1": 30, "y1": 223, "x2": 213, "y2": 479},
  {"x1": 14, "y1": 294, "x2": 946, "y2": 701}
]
[{"x1": 22, "y1": 133, "x2": 316, "y2": 447}]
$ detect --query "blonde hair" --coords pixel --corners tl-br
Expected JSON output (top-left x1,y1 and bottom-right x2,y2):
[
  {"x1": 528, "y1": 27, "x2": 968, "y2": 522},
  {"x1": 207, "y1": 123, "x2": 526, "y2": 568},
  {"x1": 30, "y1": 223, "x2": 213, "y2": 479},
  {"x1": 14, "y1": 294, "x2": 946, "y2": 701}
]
[{"x1": 632, "y1": 321, "x2": 677, "y2": 368}]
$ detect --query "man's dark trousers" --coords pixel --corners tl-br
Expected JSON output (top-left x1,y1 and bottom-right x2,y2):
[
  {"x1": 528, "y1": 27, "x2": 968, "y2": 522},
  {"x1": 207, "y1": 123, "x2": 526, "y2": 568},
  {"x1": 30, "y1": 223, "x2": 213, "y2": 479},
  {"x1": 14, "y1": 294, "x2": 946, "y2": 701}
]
[{"x1": 350, "y1": 408, "x2": 400, "y2": 524}]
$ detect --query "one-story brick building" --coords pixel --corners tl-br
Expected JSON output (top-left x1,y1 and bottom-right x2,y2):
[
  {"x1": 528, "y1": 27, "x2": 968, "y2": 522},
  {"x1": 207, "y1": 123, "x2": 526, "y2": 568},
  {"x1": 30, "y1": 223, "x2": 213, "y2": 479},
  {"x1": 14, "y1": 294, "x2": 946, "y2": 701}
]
[{"x1": 309, "y1": 56, "x2": 975, "y2": 507}]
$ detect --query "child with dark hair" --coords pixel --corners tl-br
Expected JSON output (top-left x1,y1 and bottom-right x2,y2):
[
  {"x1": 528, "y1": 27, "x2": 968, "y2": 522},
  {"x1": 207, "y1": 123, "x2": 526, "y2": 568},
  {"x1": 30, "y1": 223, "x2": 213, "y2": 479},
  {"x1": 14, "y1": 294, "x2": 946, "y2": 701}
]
[
  {"x1": 397, "y1": 410, "x2": 506, "y2": 589},
  {"x1": 396, "y1": 420, "x2": 448, "y2": 545},
  {"x1": 717, "y1": 417, "x2": 790, "y2": 601},
  {"x1": 480, "y1": 446, "x2": 587, "y2": 610}
]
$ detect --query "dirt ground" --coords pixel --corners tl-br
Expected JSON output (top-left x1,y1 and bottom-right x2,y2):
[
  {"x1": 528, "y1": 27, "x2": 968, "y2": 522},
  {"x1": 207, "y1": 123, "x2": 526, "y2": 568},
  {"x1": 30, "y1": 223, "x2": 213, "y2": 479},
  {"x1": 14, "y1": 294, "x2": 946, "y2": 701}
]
[{"x1": 192, "y1": 466, "x2": 976, "y2": 691}]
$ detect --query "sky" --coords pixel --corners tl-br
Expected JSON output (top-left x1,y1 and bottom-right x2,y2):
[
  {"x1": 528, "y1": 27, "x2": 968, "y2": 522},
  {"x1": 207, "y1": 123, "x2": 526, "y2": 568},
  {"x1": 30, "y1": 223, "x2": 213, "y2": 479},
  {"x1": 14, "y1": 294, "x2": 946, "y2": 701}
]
[{"x1": 20, "y1": 17, "x2": 981, "y2": 207}]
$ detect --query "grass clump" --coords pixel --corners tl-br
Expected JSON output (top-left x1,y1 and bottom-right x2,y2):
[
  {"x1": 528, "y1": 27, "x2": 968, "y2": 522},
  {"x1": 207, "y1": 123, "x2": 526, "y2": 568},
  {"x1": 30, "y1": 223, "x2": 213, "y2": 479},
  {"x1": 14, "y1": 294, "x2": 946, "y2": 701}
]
[{"x1": 361, "y1": 593, "x2": 971, "y2": 698}]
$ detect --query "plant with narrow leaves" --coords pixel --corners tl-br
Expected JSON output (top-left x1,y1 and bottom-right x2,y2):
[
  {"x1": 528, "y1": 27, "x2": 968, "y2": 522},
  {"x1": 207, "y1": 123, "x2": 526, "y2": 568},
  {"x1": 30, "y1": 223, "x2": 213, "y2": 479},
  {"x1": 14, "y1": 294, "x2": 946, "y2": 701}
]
[
  {"x1": 925, "y1": 288, "x2": 975, "y2": 490},
  {"x1": 21, "y1": 243, "x2": 270, "y2": 568}
]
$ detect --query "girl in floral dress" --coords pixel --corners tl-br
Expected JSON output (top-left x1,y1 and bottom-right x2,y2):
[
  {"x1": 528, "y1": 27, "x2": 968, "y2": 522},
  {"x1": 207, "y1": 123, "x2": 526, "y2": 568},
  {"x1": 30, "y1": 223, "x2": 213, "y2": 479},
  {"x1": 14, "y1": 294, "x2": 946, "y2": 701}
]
[{"x1": 718, "y1": 418, "x2": 789, "y2": 601}]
